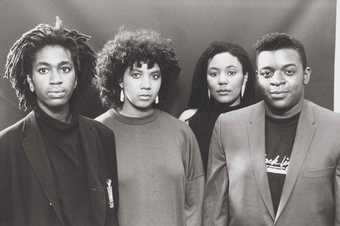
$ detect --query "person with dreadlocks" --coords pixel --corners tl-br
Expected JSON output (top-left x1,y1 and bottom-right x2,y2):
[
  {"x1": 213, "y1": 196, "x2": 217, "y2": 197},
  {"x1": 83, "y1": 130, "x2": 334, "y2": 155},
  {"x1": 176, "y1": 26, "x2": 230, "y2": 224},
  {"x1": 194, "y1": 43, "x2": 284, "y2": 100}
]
[
  {"x1": 0, "y1": 17, "x2": 119, "y2": 226},
  {"x1": 96, "y1": 28, "x2": 204, "y2": 226}
]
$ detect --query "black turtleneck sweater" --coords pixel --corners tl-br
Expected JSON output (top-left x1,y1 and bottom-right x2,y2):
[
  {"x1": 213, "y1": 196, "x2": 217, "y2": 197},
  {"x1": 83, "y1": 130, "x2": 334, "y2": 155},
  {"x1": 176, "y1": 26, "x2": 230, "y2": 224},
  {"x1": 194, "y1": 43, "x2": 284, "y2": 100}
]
[
  {"x1": 265, "y1": 113, "x2": 300, "y2": 215},
  {"x1": 35, "y1": 107, "x2": 94, "y2": 226},
  {"x1": 188, "y1": 99, "x2": 246, "y2": 173}
]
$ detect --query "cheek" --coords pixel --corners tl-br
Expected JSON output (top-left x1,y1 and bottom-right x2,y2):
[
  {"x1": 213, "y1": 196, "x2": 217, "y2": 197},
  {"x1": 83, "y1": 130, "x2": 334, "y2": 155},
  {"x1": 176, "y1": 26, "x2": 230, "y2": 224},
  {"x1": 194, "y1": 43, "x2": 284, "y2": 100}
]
[
  {"x1": 230, "y1": 76, "x2": 244, "y2": 91},
  {"x1": 207, "y1": 77, "x2": 218, "y2": 92}
]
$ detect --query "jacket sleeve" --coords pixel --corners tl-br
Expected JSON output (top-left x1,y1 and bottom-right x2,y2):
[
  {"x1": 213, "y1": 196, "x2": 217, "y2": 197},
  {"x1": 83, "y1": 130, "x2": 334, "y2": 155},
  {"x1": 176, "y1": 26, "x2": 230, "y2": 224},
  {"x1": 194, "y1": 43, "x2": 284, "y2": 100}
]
[
  {"x1": 203, "y1": 116, "x2": 228, "y2": 226},
  {"x1": 335, "y1": 157, "x2": 340, "y2": 225},
  {"x1": 183, "y1": 126, "x2": 205, "y2": 226}
]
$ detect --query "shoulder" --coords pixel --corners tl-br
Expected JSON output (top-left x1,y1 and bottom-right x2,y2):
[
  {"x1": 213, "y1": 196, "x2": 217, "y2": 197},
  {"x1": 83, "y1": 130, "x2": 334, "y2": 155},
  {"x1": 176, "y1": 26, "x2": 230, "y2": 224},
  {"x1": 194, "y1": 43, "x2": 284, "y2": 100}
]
[
  {"x1": 0, "y1": 115, "x2": 28, "y2": 153},
  {"x1": 157, "y1": 110, "x2": 196, "y2": 138},
  {"x1": 80, "y1": 115, "x2": 115, "y2": 138},
  {"x1": 179, "y1": 109, "x2": 198, "y2": 122},
  {"x1": 305, "y1": 100, "x2": 340, "y2": 123},
  {"x1": 95, "y1": 109, "x2": 116, "y2": 124},
  {"x1": 218, "y1": 101, "x2": 262, "y2": 123}
]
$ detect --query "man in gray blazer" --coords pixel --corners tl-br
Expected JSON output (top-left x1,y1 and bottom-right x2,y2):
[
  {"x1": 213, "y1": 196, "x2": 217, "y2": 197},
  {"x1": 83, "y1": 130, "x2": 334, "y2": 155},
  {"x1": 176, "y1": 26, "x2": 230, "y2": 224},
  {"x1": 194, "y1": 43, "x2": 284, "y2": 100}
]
[{"x1": 204, "y1": 32, "x2": 340, "y2": 226}]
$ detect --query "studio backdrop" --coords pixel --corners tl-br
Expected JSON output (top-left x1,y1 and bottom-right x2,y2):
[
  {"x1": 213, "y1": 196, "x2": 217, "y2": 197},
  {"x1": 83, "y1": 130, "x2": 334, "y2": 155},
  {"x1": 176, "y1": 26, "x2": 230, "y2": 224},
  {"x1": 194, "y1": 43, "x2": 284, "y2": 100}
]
[{"x1": 0, "y1": 0, "x2": 336, "y2": 129}]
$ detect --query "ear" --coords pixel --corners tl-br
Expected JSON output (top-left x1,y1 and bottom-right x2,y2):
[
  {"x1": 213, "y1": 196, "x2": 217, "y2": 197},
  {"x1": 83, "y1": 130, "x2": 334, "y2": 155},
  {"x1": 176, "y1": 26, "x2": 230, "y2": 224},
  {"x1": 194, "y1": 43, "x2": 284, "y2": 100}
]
[
  {"x1": 26, "y1": 74, "x2": 35, "y2": 92},
  {"x1": 303, "y1": 67, "x2": 311, "y2": 85}
]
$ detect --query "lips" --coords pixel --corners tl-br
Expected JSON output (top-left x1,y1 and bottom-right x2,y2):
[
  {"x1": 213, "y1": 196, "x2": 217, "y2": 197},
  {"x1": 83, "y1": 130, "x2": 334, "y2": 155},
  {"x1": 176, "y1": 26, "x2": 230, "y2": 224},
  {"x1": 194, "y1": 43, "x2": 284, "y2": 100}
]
[
  {"x1": 270, "y1": 91, "x2": 289, "y2": 98},
  {"x1": 47, "y1": 90, "x2": 66, "y2": 98},
  {"x1": 139, "y1": 94, "x2": 152, "y2": 100},
  {"x1": 216, "y1": 89, "x2": 231, "y2": 95}
]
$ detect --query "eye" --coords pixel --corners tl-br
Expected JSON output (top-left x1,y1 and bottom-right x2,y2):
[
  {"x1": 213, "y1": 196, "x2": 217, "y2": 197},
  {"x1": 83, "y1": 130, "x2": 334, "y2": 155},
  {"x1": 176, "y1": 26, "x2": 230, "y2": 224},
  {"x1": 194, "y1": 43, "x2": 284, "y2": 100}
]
[
  {"x1": 284, "y1": 69, "x2": 295, "y2": 76},
  {"x1": 227, "y1": 71, "x2": 237, "y2": 77},
  {"x1": 152, "y1": 73, "x2": 161, "y2": 80},
  {"x1": 37, "y1": 67, "x2": 49, "y2": 74},
  {"x1": 259, "y1": 70, "x2": 273, "y2": 79},
  {"x1": 60, "y1": 66, "x2": 72, "y2": 73},
  {"x1": 208, "y1": 71, "x2": 218, "y2": 77},
  {"x1": 130, "y1": 72, "x2": 142, "y2": 79}
]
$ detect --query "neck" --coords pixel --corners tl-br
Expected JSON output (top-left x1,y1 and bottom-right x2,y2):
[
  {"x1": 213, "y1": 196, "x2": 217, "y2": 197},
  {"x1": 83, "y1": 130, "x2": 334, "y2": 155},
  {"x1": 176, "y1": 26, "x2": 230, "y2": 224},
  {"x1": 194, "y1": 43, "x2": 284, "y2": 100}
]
[
  {"x1": 265, "y1": 99, "x2": 304, "y2": 119},
  {"x1": 37, "y1": 103, "x2": 72, "y2": 123},
  {"x1": 120, "y1": 105, "x2": 154, "y2": 118}
]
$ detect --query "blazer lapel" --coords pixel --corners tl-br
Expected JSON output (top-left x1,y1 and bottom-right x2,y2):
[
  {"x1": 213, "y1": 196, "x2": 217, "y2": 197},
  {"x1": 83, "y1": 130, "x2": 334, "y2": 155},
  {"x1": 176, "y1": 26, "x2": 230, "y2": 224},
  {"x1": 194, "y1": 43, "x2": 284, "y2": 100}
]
[
  {"x1": 248, "y1": 102, "x2": 275, "y2": 220},
  {"x1": 78, "y1": 117, "x2": 106, "y2": 226},
  {"x1": 22, "y1": 111, "x2": 65, "y2": 225},
  {"x1": 275, "y1": 101, "x2": 317, "y2": 222}
]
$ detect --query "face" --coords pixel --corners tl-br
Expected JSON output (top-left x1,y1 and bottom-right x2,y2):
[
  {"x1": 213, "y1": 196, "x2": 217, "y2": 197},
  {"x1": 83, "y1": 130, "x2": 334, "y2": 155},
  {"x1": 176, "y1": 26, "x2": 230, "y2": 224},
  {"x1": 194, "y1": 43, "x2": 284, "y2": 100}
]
[
  {"x1": 120, "y1": 62, "x2": 162, "y2": 116},
  {"x1": 207, "y1": 52, "x2": 247, "y2": 106},
  {"x1": 256, "y1": 48, "x2": 311, "y2": 115},
  {"x1": 27, "y1": 45, "x2": 77, "y2": 115}
]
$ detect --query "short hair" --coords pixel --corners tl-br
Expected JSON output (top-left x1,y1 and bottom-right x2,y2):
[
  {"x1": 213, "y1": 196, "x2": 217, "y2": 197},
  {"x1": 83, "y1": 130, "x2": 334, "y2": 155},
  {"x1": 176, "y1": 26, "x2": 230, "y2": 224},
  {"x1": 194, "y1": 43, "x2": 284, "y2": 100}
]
[
  {"x1": 255, "y1": 32, "x2": 307, "y2": 69},
  {"x1": 187, "y1": 41, "x2": 256, "y2": 109},
  {"x1": 96, "y1": 28, "x2": 181, "y2": 109},
  {"x1": 3, "y1": 17, "x2": 96, "y2": 111}
]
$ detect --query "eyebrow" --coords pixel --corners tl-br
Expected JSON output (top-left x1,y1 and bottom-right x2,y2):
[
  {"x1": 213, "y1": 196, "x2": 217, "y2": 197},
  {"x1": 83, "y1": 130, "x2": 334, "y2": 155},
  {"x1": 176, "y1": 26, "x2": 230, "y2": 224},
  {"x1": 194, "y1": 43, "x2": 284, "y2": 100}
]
[
  {"x1": 35, "y1": 61, "x2": 73, "y2": 67},
  {"x1": 208, "y1": 65, "x2": 238, "y2": 70}
]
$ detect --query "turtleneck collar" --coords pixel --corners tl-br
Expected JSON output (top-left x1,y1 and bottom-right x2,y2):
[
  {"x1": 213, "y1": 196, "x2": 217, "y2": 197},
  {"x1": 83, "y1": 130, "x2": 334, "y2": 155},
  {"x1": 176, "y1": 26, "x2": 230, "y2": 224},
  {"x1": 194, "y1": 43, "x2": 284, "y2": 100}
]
[
  {"x1": 203, "y1": 98, "x2": 246, "y2": 118},
  {"x1": 35, "y1": 105, "x2": 79, "y2": 132},
  {"x1": 114, "y1": 108, "x2": 160, "y2": 125}
]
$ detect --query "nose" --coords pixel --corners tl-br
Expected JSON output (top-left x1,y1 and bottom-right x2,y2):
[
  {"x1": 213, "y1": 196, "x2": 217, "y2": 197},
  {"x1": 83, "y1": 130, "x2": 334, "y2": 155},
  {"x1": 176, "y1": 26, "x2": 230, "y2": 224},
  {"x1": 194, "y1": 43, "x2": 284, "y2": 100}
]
[
  {"x1": 49, "y1": 69, "x2": 62, "y2": 84},
  {"x1": 218, "y1": 72, "x2": 228, "y2": 84},
  {"x1": 270, "y1": 70, "x2": 286, "y2": 86},
  {"x1": 140, "y1": 75, "x2": 151, "y2": 89}
]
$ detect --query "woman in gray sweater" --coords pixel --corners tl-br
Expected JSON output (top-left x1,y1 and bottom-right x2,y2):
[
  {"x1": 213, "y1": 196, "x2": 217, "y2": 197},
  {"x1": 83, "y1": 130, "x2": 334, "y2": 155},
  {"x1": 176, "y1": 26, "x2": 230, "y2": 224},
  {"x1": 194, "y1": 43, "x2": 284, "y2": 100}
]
[{"x1": 95, "y1": 28, "x2": 204, "y2": 226}]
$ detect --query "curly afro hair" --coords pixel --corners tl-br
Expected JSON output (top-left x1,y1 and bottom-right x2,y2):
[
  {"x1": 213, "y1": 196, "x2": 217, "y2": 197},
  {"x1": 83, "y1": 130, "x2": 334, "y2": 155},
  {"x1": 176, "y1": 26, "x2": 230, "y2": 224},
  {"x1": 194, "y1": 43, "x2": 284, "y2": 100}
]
[
  {"x1": 3, "y1": 17, "x2": 96, "y2": 111},
  {"x1": 96, "y1": 28, "x2": 181, "y2": 109}
]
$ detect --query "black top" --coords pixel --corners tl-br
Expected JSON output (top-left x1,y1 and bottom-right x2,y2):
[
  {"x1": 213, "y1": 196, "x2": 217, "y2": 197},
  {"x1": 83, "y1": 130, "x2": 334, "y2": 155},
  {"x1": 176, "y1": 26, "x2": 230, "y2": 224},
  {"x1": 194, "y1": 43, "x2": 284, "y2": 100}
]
[
  {"x1": 35, "y1": 107, "x2": 94, "y2": 226},
  {"x1": 188, "y1": 99, "x2": 246, "y2": 173},
  {"x1": 265, "y1": 113, "x2": 300, "y2": 215}
]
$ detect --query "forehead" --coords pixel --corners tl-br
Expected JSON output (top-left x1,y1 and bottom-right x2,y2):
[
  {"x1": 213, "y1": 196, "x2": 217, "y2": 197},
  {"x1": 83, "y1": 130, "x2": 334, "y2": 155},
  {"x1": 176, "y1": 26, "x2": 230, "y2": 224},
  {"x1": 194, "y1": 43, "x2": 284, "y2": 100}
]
[
  {"x1": 257, "y1": 48, "x2": 302, "y2": 69},
  {"x1": 33, "y1": 45, "x2": 73, "y2": 65},
  {"x1": 208, "y1": 52, "x2": 241, "y2": 68}
]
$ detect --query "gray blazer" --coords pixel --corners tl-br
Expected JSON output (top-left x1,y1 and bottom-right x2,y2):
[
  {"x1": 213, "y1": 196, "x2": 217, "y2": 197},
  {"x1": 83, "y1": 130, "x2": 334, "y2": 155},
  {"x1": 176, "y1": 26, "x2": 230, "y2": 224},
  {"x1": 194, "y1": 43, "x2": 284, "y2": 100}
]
[{"x1": 204, "y1": 100, "x2": 340, "y2": 226}]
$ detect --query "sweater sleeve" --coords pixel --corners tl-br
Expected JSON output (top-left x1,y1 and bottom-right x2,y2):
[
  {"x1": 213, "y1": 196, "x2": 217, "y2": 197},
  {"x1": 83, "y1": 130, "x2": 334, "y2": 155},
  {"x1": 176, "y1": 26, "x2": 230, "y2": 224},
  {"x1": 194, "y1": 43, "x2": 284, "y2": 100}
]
[
  {"x1": 203, "y1": 116, "x2": 228, "y2": 226},
  {"x1": 183, "y1": 126, "x2": 205, "y2": 226}
]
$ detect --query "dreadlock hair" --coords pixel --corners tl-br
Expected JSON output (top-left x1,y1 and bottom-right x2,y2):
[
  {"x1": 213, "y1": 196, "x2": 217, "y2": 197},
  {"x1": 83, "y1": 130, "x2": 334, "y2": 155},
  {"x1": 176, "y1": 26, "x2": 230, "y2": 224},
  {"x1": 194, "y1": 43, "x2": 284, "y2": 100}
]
[
  {"x1": 187, "y1": 41, "x2": 256, "y2": 109},
  {"x1": 3, "y1": 18, "x2": 96, "y2": 111},
  {"x1": 96, "y1": 28, "x2": 181, "y2": 110}
]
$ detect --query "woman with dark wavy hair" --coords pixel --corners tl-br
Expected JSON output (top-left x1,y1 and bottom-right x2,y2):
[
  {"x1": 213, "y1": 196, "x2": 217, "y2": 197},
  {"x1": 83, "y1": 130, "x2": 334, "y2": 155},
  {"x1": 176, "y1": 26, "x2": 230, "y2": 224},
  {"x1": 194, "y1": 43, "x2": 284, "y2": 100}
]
[
  {"x1": 96, "y1": 28, "x2": 204, "y2": 226},
  {"x1": 180, "y1": 41, "x2": 256, "y2": 173}
]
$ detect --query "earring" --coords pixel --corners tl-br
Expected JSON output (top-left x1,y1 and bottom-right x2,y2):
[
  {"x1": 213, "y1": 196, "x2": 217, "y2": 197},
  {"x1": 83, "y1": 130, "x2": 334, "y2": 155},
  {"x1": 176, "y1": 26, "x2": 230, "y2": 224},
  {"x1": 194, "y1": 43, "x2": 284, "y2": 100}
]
[
  {"x1": 155, "y1": 95, "x2": 159, "y2": 104},
  {"x1": 241, "y1": 75, "x2": 248, "y2": 98},
  {"x1": 208, "y1": 89, "x2": 211, "y2": 99},
  {"x1": 241, "y1": 81, "x2": 247, "y2": 98},
  {"x1": 29, "y1": 84, "x2": 34, "y2": 92},
  {"x1": 120, "y1": 90, "x2": 125, "y2": 102}
]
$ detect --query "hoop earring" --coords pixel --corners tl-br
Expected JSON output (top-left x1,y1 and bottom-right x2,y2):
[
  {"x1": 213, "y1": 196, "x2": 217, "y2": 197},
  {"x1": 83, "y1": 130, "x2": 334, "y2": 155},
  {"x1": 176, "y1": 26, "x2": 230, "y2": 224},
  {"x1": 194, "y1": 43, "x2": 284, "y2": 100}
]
[
  {"x1": 208, "y1": 89, "x2": 211, "y2": 99},
  {"x1": 120, "y1": 90, "x2": 125, "y2": 102},
  {"x1": 155, "y1": 95, "x2": 159, "y2": 104}
]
